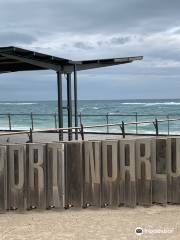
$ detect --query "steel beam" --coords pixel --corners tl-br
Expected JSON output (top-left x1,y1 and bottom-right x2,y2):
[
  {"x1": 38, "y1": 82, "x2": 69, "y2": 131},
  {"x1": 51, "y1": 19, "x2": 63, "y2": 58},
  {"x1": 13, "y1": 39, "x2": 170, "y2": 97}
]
[
  {"x1": 0, "y1": 53, "x2": 61, "y2": 71},
  {"x1": 74, "y1": 65, "x2": 78, "y2": 140},
  {"x1": 62, "y1": 56, "x2": 143, "y2": 73},
  {"x1": 67, "y1": 73, "x2": 73, "y2": 140},
  {"x1": 57, "y1": 71, "x2": 63, "y2": 141}
]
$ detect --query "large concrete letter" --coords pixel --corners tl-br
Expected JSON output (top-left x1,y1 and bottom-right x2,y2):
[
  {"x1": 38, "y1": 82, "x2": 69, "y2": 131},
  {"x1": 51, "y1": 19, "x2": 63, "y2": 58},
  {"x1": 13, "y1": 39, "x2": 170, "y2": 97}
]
[
  {"x1": 151, "y1": 138, "x2": 167, "y2": 204},
  {"x1": 119, "y1": 139, "x2": 136, "y2": 207},
  {"x1": 0, "y1": 146, "x2": 7, "y2": 212},
  {"x1": 64, "y1": 141, "x2": 83, "y2": 208},
  {"x1": 27, "y1": 143, "x2": 46, "y2": 209},
  {"x1": 167, "y1": 138, "x2": 180, "y2": 203},
  {"x1": 102, "y1": 140, "x2": 119, "y2": 207},
  {"x1": 8, "y1": 144, "x2": 26, "y2": 210},
  {"x1": 136, "y1": 138, "x2": 152, "y2": 206},
  {"x1": 83, "y1": 141, "x2": 101, "y2": 207},
  {"x1": 47, "y1": 142, "x2": 65, "y2": 209}
]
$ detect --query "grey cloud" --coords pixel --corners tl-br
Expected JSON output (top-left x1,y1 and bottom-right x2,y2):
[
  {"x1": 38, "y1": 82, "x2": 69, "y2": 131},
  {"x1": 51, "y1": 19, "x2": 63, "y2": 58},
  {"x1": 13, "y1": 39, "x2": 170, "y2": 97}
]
[
  {"x1": 1, "y1": 0, "x2": 180, "y2": 35},
  {"x1": 0, "y1": 32, "x2": 36, "y2": 45},
  {"x1": 73, "y1": 36, "x2": 131, "y2": 50},
  {"x1": 110, "y1": 36, "x2": 131, "y2": 45},
  {"x1": 73, "y1": 41, "x2": 94, "y2": 50},
  {"x1": 0, "y1": 0, "x2": 180, "y2": 100}
]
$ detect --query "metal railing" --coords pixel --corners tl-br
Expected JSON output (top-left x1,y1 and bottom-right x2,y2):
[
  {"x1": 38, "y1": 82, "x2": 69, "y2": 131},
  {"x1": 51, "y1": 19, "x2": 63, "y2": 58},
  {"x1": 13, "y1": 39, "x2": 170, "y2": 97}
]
[
  {"x1": 1, "y1": 116, "x2": 180, "y2": 143},
  {"x1": 0, "y1": 113, "x2": 59, "y2": 131},
  {"x1": 0, "y1": 112, "x2": 180, "y2": 136}
]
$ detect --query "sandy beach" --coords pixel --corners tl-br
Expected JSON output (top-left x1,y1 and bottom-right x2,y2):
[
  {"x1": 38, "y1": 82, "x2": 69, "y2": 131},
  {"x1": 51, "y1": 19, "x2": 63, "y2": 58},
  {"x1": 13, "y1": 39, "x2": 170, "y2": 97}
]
[
  {"x1": 0, "y1": 132, "x2": 115, "y2": 143},
  {"x1": 0, "y1": 131, "x2": 152, "y2": 144},
  {"x1": 0, "y1": 205, "x2": 179, "y2": 240}
]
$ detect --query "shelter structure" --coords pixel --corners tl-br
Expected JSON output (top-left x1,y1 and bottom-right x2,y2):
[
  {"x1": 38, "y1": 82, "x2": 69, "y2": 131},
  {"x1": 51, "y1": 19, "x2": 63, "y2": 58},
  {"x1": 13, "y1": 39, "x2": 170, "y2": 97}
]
[{"x1": 0, "y1": 46, "x2": 143, "y2": 140}]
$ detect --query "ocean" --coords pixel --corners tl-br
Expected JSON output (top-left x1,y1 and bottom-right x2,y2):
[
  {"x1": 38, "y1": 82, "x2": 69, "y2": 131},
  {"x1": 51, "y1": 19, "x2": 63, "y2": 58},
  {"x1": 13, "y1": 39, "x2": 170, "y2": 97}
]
[{"x1": 0, "y1": 99, "x2": 180, "y2": 135}]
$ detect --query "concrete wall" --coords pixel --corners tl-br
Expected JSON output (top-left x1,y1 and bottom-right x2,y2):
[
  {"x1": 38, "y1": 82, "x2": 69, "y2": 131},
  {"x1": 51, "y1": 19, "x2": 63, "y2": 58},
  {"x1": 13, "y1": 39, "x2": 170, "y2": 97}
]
[{"x1": 0, "y1": 137, "x2": 180, "y2": 211}]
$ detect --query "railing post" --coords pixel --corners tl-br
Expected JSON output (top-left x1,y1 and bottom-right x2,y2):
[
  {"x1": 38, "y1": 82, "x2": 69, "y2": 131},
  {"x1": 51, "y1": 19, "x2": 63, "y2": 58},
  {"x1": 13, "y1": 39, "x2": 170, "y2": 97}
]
[
  {"x1": 29, "y1": 128, "x2": 33, "y2": 143},
  {"x1": 120, "y1": 121, "x2": 125, "y2": 138},
  {"x1": 135, "y1": 112, "x2": 138, "y2": 134},
  {"x1": 167, "y1": 115, "x2": 170, "y2": 135},
  {"x1": 153, "y1": 118, "x2": 159, "y2": 136},
  {"x1": 79, "y1": 112, "x2": 82, "y2": 125},
  {"x1": 80, "y1": 123, "x2": 84, "y2": 140},
  {"x1": 30, "y1": 112, "x2": 34, "y2": 130},
  {"x1": 57, "y1": 71, "x2": 63, "y2": 141},
  {"x1": 8, "y1": 113, "x2": 11, "y2": 130},
  {"x1": 106, "y1": 113, "x2": 109, "y2": 133},
  {"x1": 74, "y1": 64, "x2": 79, "y2": 140},
  {"x1": 54, "y1": 112, "x2": 57, "y2": 128}
]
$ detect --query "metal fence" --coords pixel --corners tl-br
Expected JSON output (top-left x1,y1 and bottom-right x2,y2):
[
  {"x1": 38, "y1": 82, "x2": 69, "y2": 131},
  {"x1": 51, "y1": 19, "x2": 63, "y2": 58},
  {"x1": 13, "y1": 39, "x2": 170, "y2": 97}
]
[
  {"x1": 1, "y1": 115, "x2": 180, "y2": 143},
  {"x1": 1, "y1": 112, "x2": 180, "y2": 135}
]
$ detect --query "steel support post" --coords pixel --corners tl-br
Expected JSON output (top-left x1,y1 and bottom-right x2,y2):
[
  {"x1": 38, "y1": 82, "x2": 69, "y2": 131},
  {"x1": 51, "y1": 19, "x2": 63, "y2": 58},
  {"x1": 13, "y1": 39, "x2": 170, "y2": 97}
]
[
  {"x1": 74, "y1": 65, "x2": 78, "y2": 140},
  {"x1": 57, "y1": 71, "x2": 63, "y2": 141},
  {"x1": 67, "y1": 73, "x2": 73, "y2": 141}
]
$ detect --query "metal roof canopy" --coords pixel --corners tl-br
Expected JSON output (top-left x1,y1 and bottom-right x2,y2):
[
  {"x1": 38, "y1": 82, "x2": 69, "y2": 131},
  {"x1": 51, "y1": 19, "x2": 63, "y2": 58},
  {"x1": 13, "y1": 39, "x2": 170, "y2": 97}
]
[{"x1": 0, "y1": 46, "x2": 143, "y2": 140}]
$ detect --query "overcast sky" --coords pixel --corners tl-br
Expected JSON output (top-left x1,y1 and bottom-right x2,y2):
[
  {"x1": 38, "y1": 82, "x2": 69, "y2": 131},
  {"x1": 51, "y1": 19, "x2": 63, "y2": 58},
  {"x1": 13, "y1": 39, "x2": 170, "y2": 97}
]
[{"x1": 0, "y1": 0, "x2": 180, "y2": 100}]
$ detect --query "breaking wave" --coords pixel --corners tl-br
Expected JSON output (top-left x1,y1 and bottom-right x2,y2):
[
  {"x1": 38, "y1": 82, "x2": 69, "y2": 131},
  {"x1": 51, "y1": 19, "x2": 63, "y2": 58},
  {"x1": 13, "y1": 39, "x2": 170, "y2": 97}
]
[
  {"x1": 0, "y1": 102, "x2": 37, "y2": 105},
  {"x1": 122, "y1": 102, "x2": 180, "y2": 106}
]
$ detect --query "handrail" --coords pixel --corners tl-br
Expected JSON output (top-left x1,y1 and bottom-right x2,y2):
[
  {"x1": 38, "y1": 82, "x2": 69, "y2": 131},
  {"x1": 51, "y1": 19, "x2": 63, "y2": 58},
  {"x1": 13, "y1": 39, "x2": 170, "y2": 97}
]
[
  {"x1": 0, "y1": 117, "x2": 180, "y2": 137},
  {"x1": 0, "y1": 112, "x2": 180, "y2": 116},
  {"x1": 0, "y1": 112, "x2": 180, "y2": 139}
]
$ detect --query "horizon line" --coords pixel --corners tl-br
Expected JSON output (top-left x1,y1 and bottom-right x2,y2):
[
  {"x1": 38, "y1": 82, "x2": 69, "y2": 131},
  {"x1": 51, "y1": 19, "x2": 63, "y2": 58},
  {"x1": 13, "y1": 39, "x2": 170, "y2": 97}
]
[{"x1": 0, "y1": 98, "x2": 180, "y2": 102}]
